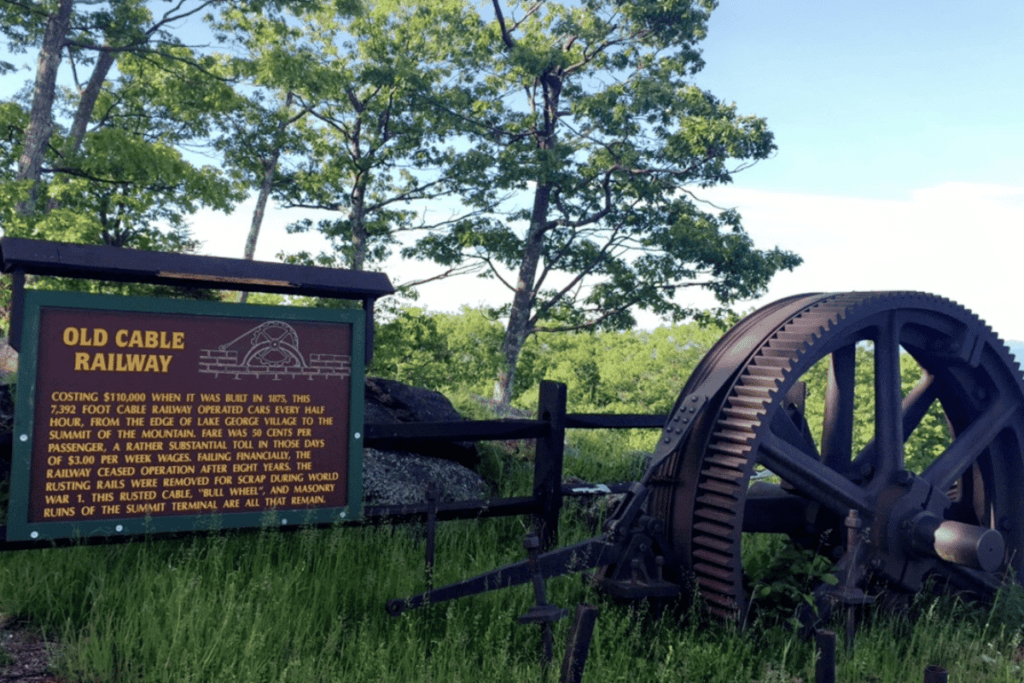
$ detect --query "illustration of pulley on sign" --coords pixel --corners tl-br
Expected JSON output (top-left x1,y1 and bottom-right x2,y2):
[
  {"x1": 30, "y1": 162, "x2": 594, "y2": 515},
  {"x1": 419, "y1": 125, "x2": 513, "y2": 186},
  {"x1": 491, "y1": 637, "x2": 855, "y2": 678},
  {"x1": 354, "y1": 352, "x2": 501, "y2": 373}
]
[
  {"x1": 199, "y1": 321, "x2": 350, "y2": 381},
  {"x1": 240, "y1": 321, "x2": 303, "y2": 368}
]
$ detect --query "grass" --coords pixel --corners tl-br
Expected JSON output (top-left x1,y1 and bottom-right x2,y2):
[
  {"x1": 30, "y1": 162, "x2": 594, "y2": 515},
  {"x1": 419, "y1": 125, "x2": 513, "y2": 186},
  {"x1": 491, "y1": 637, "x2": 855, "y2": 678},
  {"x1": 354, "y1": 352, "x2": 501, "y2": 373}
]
[{"x1": 0, "y1": 428, "x2": 1022, "y2": 681}]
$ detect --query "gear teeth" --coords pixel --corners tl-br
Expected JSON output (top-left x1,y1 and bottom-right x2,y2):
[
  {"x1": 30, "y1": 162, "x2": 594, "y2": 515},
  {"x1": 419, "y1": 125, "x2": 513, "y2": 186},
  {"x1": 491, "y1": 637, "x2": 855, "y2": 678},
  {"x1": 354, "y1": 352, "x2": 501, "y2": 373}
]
[
  {"x1": 707, "y1": 442, "x2": 752, "y2": 458},
  {"x1": 694, "y1": 547, "x2": 733, "y2": 567},
  {"x1": 692, "y1": 534, "x2": 732, "y2": 553},
  {"x1": 750, "y1": 355, "x2": 792, "y2": 369},
  {"x1": 722, "y1": 405, "x2": 765, "y2": 421},
  {"x1": 683, "y1": 292, "x2": 874, "y2": 623},
  {"x1": 695, "y1": 507, "x2": 738, "y2": 526},
  {"x1": 702, "y1": 466, "x2": 747, "y2": 482},
  {"x1": 693, "y1": 520, "x2": 733, "y2": 539},
  {"x1": 702, "y1": 453, "x2": 747, "y2": 470},
  {"x1": 699, "y1": 479, "x2": 741, "y2": 497},
  {"x1": 728, "y1": 395, "x2": 770, "y2": 410},
  {"x1": 696, "y1": 492, "x2": 740, "y2": 510}
]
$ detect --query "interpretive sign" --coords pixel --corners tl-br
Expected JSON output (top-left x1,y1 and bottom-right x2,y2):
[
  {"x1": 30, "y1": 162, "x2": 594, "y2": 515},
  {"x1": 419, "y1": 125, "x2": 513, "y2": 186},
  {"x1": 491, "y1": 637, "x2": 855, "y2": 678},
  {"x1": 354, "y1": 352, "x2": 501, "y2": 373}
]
[{"x1": 8, "y1": 291, "x2": 365, "y2": 542}]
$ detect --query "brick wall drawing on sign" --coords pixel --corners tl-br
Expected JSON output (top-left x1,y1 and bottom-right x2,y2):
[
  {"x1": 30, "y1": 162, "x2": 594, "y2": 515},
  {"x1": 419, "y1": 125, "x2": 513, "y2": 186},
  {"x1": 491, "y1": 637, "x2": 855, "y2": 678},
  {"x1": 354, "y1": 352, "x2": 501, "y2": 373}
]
[{"x1": 199, "y1": 321, "x2": 350, "y2": 380}]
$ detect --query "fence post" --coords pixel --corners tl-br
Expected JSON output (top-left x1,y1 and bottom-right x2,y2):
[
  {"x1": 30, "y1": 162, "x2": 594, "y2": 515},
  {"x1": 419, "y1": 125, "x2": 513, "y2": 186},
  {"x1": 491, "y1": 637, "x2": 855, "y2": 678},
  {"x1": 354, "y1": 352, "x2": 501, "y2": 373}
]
[{"x1": 533, "y1": 381, "x2": 567, "y2": 549}]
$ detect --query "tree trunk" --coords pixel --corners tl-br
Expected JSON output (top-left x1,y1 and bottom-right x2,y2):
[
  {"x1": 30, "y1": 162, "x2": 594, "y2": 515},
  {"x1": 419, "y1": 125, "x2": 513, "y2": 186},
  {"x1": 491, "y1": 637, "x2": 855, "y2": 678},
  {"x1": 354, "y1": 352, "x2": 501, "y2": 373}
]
[
  {"x1": 63, "y1": 49, "x2": 116, "y2": 160},
  {"x1": 239, "y1": 94, "x2": 294, "y2": 304},
  {"x1": 349, "y1": 174, "x2": 368, "y2": 272},
  {"x1": 236, "y1": 146, "x2": 282, "y2": 304},
  {"x1": 495, "y1": 182, "x2": 552, "y2": 404},
  {"x1": 46, "y1": 48, "x2": 117, "y2": 213},
  {"x1": 494, "y1": 66, "x2": 562, "y2": 405},
  {"x1": 16, "y1": 0, "x2": 75, "y2": 216}
]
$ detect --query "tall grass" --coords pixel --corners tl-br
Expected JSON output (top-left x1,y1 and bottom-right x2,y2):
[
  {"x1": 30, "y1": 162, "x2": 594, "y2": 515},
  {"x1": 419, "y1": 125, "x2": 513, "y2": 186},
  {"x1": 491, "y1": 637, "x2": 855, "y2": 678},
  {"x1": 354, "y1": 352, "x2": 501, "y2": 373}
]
[{"x1": 0, "y1": 427, "x2": 1021, "y2": 681}]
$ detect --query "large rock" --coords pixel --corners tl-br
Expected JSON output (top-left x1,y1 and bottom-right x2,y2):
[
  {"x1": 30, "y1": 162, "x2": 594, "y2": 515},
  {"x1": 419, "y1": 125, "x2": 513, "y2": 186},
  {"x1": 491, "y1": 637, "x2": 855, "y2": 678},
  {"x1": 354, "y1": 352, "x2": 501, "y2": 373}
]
[
  {"x1": 361, "y1": 448, "x2": 488, "y2": 507},
  {"x1": 364, "y1": 376, "x2": 479, "y2": 469},
  {"x1": 361, "y1": 377, "x2": 486, "y2": 507}
]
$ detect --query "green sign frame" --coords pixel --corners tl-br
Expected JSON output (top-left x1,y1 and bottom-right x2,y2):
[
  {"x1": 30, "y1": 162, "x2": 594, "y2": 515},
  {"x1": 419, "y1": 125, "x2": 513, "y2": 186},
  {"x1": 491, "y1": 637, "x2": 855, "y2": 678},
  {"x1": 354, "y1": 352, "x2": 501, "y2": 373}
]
[{"x1": 9, "y1": 291, "x2": 365, "y2": 542}]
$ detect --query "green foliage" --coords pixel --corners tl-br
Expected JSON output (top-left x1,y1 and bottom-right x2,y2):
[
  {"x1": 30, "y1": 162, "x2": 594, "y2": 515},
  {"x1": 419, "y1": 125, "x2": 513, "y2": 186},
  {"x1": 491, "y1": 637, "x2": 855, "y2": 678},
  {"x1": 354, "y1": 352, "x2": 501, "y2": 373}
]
[
  {"x1": 0, "y1": 0, "x2": 281, "y2": 258},
  {"x1": 372, "y1": 305, "x2": 721, "y2": 411},
  {"x1": 742, "y1": 534, "x2": 838, "y2": 627},
  {"x1": 530, "y1": 322, "x2": 723, "y2": 414},
  {"x1": 218, "y1": 0, "x2": 488, "y2": 272},
  {"x1": 798, "y1": 345, "x2": 951, "y2": 473}
]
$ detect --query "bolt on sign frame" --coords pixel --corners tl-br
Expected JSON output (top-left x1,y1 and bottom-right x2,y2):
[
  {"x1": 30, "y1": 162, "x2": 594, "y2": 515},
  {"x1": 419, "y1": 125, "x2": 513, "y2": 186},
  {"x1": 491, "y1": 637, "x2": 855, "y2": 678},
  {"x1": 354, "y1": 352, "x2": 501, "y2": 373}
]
[{"x1": 0, "y1": 238, "x2": 394, "y2": 546}]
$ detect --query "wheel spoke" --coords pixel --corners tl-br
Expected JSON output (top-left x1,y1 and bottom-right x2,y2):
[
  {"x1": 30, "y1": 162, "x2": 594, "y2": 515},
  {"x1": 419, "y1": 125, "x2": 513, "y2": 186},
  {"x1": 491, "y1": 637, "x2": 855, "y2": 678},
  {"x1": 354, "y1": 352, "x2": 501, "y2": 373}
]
[
  {"x1": 760, "y1": 430, "x2": 871, "y2": 516},
  {"x1": 900, "y1": 371, "x2": 938, "y2": 438},
  {"x1": 922, "y1": 398, "x2": 1020, "y2": 493},
  {"x1": 873, "y1": 313, "x2": 904, "y2": 478},
  {"x1": 821, "y1": 346, "x2": 856, "y2": 469},
  {"x1": 855, "y1": 372, "x2": 938, "y2": 470}
]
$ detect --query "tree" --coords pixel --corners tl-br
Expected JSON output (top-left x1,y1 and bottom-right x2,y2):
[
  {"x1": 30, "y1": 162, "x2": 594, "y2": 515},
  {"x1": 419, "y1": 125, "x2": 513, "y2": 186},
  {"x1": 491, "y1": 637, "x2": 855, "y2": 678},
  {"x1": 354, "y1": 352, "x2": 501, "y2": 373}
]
[
  {"x1": 263, "y1": 0, "x2": 494, "y2": 277},
  {"x1": 1, "y1": 0, "x2": 232, "y2": 218},
  {"x1": 0, "y1": 0, "x2": 269, "y2": 302},
  {"x1": 409, "y1": 0, "x2": 801, "y2": 403},
  {"x1": 1, "y1": 45, "x2": 241, "y2": 256}
]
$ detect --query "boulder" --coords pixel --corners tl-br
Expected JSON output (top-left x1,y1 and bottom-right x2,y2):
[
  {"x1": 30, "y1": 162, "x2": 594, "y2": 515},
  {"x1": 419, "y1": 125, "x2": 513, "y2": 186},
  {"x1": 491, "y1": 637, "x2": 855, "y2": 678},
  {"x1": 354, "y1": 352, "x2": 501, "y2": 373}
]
[
  {"x1": 361, "y1": 377, "x2": 487, "y2": 507},
  {"x1": 364, "y1": 376, "x2": 479, "y2": 469},
  {"x1": 361, "y1": 447, "x2": 488, "y2": 507}
]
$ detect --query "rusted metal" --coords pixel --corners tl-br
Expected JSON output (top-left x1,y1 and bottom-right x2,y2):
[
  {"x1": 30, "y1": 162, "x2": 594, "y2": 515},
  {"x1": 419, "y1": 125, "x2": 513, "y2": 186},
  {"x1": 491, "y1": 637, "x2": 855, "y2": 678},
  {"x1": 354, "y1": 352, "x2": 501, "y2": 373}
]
[
  {"x1": 814, "y1": 630, "x2": 836, "y2": 683},
  {"x1": 517, "y1": 533, "x2": 568, "y2": 665},
  {"x1": 389, "y1": 291, "x2": 1024, "y2": 651},
  {"x1": 559, "y1": 604, "x2": 599, "y2": 683},
  {"x1": 387, "y1": 395, "x2": 709, "y2": 616}
]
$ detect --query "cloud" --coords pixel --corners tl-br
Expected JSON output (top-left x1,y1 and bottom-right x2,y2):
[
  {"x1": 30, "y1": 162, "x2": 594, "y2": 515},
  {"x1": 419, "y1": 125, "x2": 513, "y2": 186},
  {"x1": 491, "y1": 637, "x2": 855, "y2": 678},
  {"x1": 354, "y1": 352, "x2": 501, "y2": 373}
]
[
  {"x1": 193, "y1": 182, "x2": 1024, "y2": 342},
  {"x1": 698, "y1": 182, "x2": 1024, "y2": 340}
]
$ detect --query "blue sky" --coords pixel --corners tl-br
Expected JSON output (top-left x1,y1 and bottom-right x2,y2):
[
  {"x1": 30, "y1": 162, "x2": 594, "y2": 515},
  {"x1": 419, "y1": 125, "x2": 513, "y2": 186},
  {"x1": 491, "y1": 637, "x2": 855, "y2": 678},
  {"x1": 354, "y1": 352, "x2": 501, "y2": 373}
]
[
  {"x1": 694, "y1": 0, "x2": 1024, "y2": 198},
  {"x1": 678, "y1": 1, "x2": 1024, "y2": 340},
  {"x1": 196, "y1": 0, "x2": 1024, "y2": 339}
]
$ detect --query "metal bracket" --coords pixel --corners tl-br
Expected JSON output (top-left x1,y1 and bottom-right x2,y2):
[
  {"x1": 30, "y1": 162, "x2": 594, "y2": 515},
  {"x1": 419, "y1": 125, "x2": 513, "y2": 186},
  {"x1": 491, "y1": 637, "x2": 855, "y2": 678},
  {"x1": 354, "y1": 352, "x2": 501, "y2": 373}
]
[{"x1": 385, "y1": 392, "x2": 709, "y2": 616}]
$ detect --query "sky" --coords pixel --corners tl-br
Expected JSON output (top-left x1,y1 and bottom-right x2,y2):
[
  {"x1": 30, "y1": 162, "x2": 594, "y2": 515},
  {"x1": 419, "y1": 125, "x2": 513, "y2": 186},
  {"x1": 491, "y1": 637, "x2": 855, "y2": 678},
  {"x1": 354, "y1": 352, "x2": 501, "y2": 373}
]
[
  {"x1": 192, "y1": 0, "x2": 1024, "y2": 341},
  {"x1": 5, "y1": 1, "x2": 1022, "y2": 341}
]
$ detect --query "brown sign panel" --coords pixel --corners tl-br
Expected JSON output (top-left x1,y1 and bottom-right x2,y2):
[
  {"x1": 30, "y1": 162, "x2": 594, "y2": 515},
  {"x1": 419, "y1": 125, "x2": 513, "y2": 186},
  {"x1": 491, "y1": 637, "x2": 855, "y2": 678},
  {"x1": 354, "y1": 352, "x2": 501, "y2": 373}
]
[{"x1": 9, "y1": 291, "x2": 364, "y2": 541}]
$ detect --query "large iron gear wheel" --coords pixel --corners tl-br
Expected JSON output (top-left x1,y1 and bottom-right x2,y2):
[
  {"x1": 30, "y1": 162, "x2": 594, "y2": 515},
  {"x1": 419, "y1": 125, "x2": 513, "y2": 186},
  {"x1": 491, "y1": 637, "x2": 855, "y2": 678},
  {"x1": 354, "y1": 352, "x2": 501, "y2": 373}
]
[{"x1": 649, "y1": 292, "x2": 1024, "y2": 620}]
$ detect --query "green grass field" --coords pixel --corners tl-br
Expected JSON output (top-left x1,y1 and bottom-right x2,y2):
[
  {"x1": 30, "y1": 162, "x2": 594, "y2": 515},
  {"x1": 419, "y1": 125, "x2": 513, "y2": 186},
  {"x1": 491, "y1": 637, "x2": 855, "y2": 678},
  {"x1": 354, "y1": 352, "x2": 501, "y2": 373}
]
[{"x1": 0, "y1": 433, "x2": 1022, "y2": 682}]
